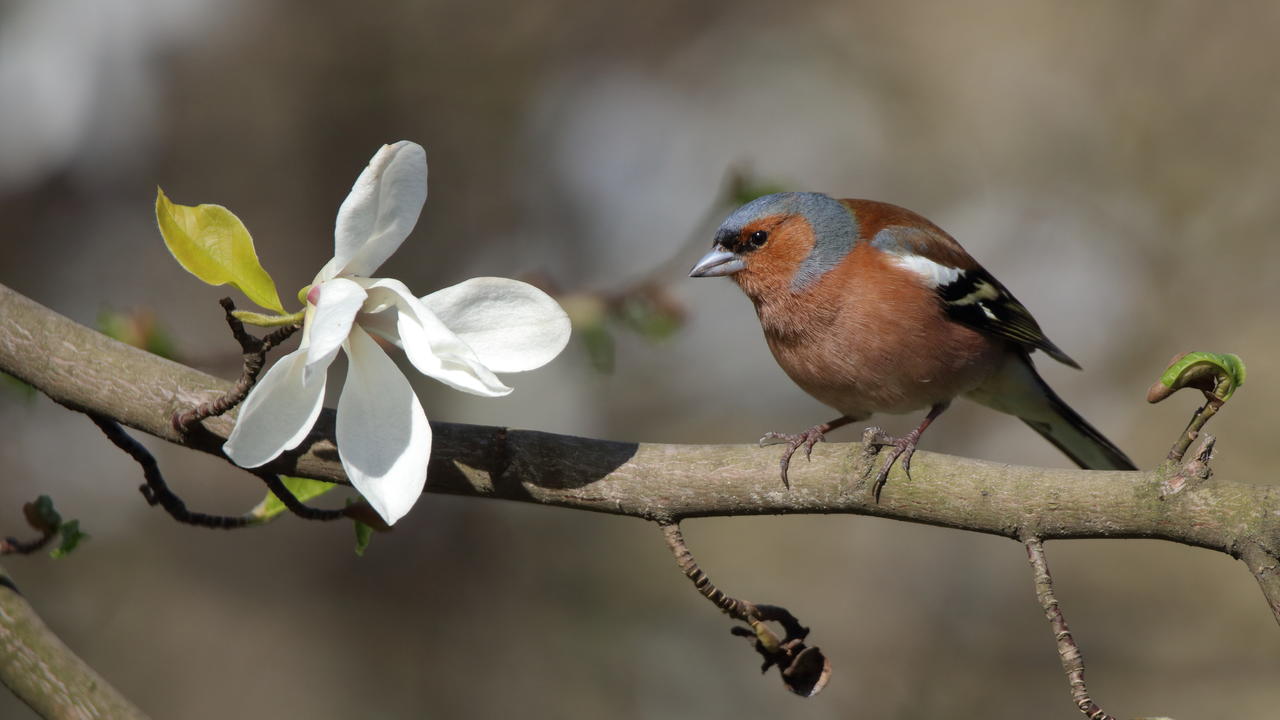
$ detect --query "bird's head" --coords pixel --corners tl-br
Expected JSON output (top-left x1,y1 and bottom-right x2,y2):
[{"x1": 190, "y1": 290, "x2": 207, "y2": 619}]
[{"x1": 689, "y1": 192, "x2": 856, "y2": 299}]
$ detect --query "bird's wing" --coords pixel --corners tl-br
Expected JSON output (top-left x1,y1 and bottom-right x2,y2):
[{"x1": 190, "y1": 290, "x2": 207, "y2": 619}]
[
  {"x1": 933, "y1": 264, "x2": 1080, "y2": 369},
  {"x1": 865, "y1": 217, "x2": 1081, "y2": 370}
]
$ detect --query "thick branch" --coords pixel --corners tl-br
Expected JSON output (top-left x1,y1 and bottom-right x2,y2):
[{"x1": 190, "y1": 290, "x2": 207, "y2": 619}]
[
  {"x1": 0, "y1": 565, "x2": 150, "y2": 719},
  {"x1": 2, "y1": 282, "x2": 1279, "y2": 563}
]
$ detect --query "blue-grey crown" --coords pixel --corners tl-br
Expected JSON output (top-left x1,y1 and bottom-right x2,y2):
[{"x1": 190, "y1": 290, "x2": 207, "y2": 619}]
[{"x1": 715, "y1": 192, "x2": 858, "y2": 289}]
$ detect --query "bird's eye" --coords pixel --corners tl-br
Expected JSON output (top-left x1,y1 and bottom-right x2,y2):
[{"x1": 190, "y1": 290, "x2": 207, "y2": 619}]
[{"x1": 748, "y1": 230, "x2": 769, "y2": 248}]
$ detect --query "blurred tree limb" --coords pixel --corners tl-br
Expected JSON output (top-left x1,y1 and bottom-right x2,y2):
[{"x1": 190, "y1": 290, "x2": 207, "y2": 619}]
[
  {"x1": 0, "y1": 565, "x2": 149, "y2": 720},
  {"x1": 3, "y1": 280, "x2": 1280, "y2": 716}
]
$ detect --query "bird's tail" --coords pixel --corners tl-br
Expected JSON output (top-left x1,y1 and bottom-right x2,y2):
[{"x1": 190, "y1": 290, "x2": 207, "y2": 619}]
[{"x1": 967, "y1": 354, "x2": 1136, "y2": 471}]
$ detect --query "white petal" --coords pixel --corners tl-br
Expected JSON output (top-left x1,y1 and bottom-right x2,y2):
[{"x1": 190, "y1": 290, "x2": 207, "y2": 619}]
[
  {"x1": 332, "y1": 141, "x2": 427, "y2": 277},
  {"x1": 223, "y1": 347, "x2": 327, "y2": 468},
  {"x1": 421, "y1": 277, "x2": 571, "y2": 373},
  {"x1": 303, "y1": 278, "x2": 366, "y2": 383},
  {"x1": 313, "y1": 257, "x2": 341, "y2": 285},
  {"x1": 360, "y1": 278, "x2": 513, "y2": 397},
  {"x1": 337, "y1": 325, "x2": 431, "y2": 525}
]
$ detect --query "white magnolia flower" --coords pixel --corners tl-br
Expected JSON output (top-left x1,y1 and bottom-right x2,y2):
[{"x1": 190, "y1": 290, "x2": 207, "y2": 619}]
[{"x1": 223, "y1": 141, "x2": 571, "y2": 525}]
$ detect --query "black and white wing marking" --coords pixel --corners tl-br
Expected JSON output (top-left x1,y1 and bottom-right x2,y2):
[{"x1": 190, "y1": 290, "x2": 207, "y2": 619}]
[
  {"x1": 874, "y1": 222, "x2": 1081, "y2": 370},
  {"x1": 935, "y1": 265, "x2": 1080, "y2": 369}
]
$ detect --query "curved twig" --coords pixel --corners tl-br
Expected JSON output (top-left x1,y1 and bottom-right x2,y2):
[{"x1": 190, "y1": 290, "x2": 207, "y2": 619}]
[
  {"x1": 1023, "y1": 535, "x2": 1116, "y2": 720},
  {"x1": 171, "y1": 298, "x2": 298, "y2": 432},
  {"x1": 660, "y1": 522, "x2": 830, "y2": 697},
  {"x1": 89, "y1": 414, "x2": 252, "y2": 529}
]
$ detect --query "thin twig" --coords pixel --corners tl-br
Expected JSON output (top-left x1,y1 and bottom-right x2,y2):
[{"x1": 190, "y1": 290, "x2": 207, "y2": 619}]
[
  {"x1": 1022, "y1": 535, "x2": 1116, "y2": 720},
  {"x1": 659, "y1": 521, "x2": 830, "y2": 697},
  {"x1": 254, "y1": 472, "x2": 346, "y2": 522},
  {"x1": 90, "y1": 413, "x2": 252, "y2": 529},
  {"x1": 662, "y1": 521, "x2": 753, "y2": 619},
  {"x1": 0, "y1": 532, "x2": 54, "y2": 556},
  {"x1": 1166, "y1": 396, "x2": 1222, "y2": 465},
  {"x1": 172, "y1": 297, "x2": 298, "y2": 432}
]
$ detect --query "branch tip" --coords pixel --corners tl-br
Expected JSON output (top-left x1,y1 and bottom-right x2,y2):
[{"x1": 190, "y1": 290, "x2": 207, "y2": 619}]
[{"x1": 660, "y1": 522, "x2": 830, "y2": 697}]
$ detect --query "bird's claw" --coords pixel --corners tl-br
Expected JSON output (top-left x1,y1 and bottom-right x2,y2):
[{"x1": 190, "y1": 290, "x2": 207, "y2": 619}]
[
  {"x1": 759, "y1": 427, "x2": 828, "y2": 489},
  {"x1": 863, "y1": 430, "x2": 920, "y2": 502}
]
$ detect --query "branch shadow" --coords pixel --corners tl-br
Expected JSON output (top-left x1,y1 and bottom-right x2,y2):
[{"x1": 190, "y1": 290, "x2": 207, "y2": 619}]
[{"x1": 427, "y1": 421, "x2": 640, "y2": 498}]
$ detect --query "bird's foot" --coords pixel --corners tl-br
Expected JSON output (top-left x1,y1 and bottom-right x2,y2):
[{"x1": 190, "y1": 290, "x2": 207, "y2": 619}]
[
  {"x1": 861, "y1": 427, "x2": 921, "y2": 502},
  {"x1": 759, "y1": 426, "x2": 829, "y2": 488}
]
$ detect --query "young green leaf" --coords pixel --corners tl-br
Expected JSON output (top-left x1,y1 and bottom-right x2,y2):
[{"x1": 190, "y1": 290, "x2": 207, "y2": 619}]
[
  {"x1": 156, "y1": 187, "x2": 285, "y2": 312},
  {"x1": 23, "y1": 496, "x2": 62, "y2": 535},
  {"x1": 245, "y1": 476, "x2": 339, "y2": 523},
  {"x1": 353, "y1": 518, "x2": 373, "y2": 556},
  {"x1": 50, "y1": 520, "x2": 89, "y2": 559},
  {"x1": 1150, "y1": 351, "x2": 1247, "y2": 403}
]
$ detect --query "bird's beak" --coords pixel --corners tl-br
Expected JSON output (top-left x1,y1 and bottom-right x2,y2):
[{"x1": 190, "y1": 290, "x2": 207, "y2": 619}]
[{"x1": 689, "y1": 247, "x2": 746, "y2": 278}]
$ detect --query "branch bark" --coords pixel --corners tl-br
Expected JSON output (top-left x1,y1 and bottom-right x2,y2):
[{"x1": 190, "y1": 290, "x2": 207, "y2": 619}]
[
  {"x1": 6, "y1": 280, "x2": 1280, "y2": 718},
  {"x1": 0, "y1": 565, "x2": 150, "y2": 720},
  {"x1": 2, "y1": 280, "x2": 1280, "y2": 606}
]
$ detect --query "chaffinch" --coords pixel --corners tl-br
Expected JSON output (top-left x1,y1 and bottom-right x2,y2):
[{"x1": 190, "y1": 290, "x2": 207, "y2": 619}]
[{"x1": 689, "y1": 192, "x2": 1135, "y2": 493}]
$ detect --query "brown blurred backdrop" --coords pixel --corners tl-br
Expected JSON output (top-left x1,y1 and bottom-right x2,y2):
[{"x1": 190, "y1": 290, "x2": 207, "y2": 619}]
[{"x1": 2, "y1": 1, "x2": 1279, "y2": 718}]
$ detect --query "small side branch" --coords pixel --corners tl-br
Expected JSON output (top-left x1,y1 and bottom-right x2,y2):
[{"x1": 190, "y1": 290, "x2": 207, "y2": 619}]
[
  {"x1": 255, "y1": 472, "x2": 347, "y2": 522},
  {"x1": 1166, "y1": 398, "x2": 1222, "y2": 465},
  {"x1": 659, "y1": 521, "x2": 830, "y2": 697},
  {"x1": 0, "y1": 531, "x2": 54, "y2": 556},
  {"x1": 89, "y1": 414, "x2": 252, "y2": 529},
  {"x1": 98, "y1": 414, "x2": 364, "y2": 528},
  {"x1": 1239, "y1": 542, "x2": 1280, "y2": 629},
  {"x1": 172, "y1": 297, "x2": 298, "y2": 432},
  {"x1": 1022, "y1": 536, "x2": 1116, "y2": 720}
]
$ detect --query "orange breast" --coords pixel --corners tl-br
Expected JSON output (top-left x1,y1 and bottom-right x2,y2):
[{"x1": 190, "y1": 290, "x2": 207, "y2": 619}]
[{"x1": 749, "y1": 243, "x2": 1005, "y2": 418}]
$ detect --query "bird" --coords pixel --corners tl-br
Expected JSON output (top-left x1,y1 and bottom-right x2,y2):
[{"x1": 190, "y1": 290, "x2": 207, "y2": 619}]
[{"x1": 689, "y1": 192, "x2": 1135, "y2": 496}]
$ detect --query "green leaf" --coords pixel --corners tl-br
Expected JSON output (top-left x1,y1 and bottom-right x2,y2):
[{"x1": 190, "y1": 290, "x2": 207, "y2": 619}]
[
  {"x1": 557, "y1": 294, "x2": 615, "y2": 372},
  {"x1": 1155, "y1": 351, "x2": 1247, "y2": 403},
  {"x1": 23, "y1": 496, "x2": 62, "y2": 535},
  {"x1": 97, "y1": 307, "x2": 180, "y2": 360},
  {"x1": 580, "y1": 324, "x2": 615, "y2": 373},
  {"x1": 353, "y1": 518, "x2": 373, "y2": 556},
  {"x1": 50, "y1": 520, "x2": 89, "y2": 559},
  {"x1": 156, "y1": 187, "x2": 285, "y2": 313},
  {"x1": 615, "y1": 293, "x2": 684, "y2": 342},
  {"x1": 245, "y1": 476, "x2": 339, "y2": 523}
]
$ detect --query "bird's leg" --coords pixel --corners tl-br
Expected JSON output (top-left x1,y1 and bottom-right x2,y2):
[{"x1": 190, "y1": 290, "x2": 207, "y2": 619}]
[
  {"x1": 759, "y1": 416, "x2": 855, "y2": 488},
  {"x1": 865, "y1": 402, "x2": 950, "y2": 501}
]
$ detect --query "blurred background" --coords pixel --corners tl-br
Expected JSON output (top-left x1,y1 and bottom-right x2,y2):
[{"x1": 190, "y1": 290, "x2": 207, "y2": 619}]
[{"x1": 2, "y1": 0, "x2": 1279, "y2": 717}]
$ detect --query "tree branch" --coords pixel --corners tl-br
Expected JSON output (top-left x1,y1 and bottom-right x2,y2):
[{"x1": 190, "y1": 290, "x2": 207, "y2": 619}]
[
  {"x1": 660, "y1": 521, "x2": 830, "y2": 696},
  {"x1": 88, "y1": 413, "x2": 253, "y2": 529},
  {"x1": 0, "y1": 565, "x2": 150, "y2": 719},
  {"x1": 2, "y1": 281, "x2": 1278, "y2": 562},
  {"x1": 1023, "y1": 536, "x2": 1114, "y2": 720},
  {"x1": 6, "y1": 280, "x2": 1280, "y2": 717},
  {"x1": 1240, "y1": 541, "x2": 1280, "y2": 629}
]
